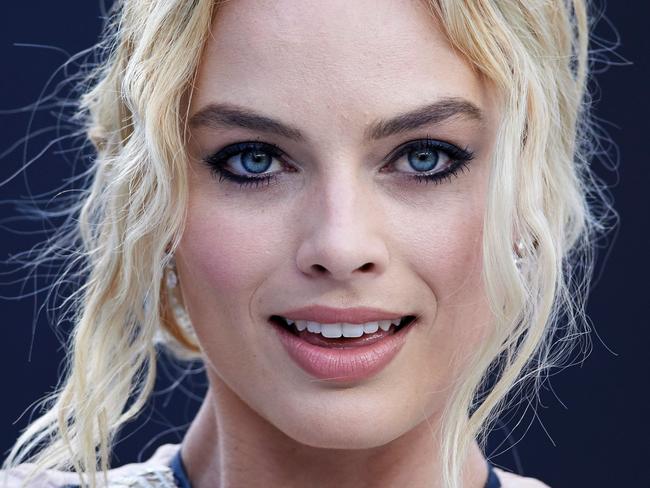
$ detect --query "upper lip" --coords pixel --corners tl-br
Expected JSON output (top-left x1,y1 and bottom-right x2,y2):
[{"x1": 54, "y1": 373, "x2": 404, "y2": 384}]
[{"x1": 274, "y1": 305, "x2": 410, "y2": 324}]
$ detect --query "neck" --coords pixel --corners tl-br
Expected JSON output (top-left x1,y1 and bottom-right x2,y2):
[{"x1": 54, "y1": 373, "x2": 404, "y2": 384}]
[{"x1": 181, "y1": 377, "x2": 489, "y2": 488}]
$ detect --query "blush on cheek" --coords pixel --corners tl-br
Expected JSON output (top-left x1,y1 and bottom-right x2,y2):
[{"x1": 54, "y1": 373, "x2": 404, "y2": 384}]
[
  {"x1": 180, "y1": 208, "x2": 267, "y2": 295},
  {"x1": 407, "y1": 209, "x2": 484, "y2": 307},
  {"x1": 403, "y1": 208, "x2": 490, "y2": 379},
  {"x1": 428, "y1": 224, "x2": 491, "y2": 357},
  {"x1": 177, "y1": 182, "x2": 294, "y2": 322},
  {"x1": 439, "y1": 234, "x2": 483, "y2": 305}
]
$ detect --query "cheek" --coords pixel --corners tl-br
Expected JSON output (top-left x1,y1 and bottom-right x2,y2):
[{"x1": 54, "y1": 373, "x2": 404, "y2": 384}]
[
  {"x1": 174, "y1": 186, "x2": 286, "y2": 371},
  {"x1": 178, "y1": 190, "x2": 280, "y2": 300},
  {"x1": 388, "y1": 186, "x2": 486, "y2": 309},
  {"x1": 413, "y1": 204, "x2": 488, "y2": 353},
  {"x1": 391, "y1": 187, "x2": 492, "y2": 391},
  {"x1": 423, "y1": 218, "x2": 491, "y2": 384},
  {"x1": 407, "y1": 208, "x2": 484, "y2": 303},
  {"x1": 430, "y1": 211, "x2": 489, "y2": 342}
]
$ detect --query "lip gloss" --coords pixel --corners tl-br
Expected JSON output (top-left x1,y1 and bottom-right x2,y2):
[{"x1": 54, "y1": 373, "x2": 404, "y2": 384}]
[{"x1": 271, "y1": 320, "x2": 414, "y2": 383}]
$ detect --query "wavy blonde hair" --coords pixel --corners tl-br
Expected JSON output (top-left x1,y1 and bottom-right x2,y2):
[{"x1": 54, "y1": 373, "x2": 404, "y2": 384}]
[{"x1": 2, "y1": 1, "x2": 613, "y2": 487}]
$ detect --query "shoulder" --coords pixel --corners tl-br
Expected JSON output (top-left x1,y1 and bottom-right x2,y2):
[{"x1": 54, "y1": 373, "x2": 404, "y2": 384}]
[
  {"x1": 0, "y1": 444, "x2": 181, "y2": 488},
  {"x1": 493, "y1": 467, "x2": 552, "y2": 488}
]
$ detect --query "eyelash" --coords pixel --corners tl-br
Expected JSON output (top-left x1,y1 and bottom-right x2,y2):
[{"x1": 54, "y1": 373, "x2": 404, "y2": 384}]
[{"x1": 203, "y1": 138, "x2": 474, "y2": 189}]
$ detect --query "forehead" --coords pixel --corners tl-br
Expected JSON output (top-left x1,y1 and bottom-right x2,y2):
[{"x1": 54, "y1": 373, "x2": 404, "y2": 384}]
[{"x1": 190, "y1": 0, "x2": 491, "y2": 137}]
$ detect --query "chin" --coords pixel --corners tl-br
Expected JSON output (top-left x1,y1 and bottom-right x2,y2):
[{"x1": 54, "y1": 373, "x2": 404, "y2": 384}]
[
  {"x1": 268, "y1": 402, "x2": 414, "y2": 450},
  {"x1": 286, "y1": 424, "x2": 402, "y2": 450}
]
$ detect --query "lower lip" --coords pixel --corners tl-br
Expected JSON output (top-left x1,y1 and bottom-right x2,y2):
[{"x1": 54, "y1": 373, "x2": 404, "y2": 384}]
[{"x1": 271, "y1": 320, "x2": 415, "y2": 383}]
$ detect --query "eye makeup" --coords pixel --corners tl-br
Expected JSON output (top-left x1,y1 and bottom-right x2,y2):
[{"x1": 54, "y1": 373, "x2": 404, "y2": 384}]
[{"x1": 202, "y1": 138, "x2": 474, "y2": 189}]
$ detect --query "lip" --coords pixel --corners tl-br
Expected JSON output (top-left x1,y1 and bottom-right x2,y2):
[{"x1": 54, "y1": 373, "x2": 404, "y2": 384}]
[
  {"x1": 270, "y1": 317, "x2": 416, "y2": 383},
  {"x1": 274, "y1": 305, "x2": 408, "y2": 324}
]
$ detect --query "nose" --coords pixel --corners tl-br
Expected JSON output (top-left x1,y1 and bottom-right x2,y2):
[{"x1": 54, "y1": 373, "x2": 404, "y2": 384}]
[{"x1": 295, "y1": 173, "x2": 389, "y2": 282}]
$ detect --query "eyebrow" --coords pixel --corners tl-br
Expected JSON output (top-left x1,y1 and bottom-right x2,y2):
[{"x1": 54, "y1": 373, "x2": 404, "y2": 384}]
[{"x1": 189, "y1": 97, "x2": 483, "y2": 141}]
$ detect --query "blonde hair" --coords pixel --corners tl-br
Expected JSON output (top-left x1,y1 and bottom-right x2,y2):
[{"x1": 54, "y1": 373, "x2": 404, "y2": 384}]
[{"x1": 2, "y1": 1, "x2": 613, "y2": 487}]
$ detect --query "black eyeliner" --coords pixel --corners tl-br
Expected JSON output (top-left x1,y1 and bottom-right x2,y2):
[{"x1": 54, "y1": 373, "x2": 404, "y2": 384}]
[
  {"x1": 203, "y1": 140, "x2": 283, "y2": 187},
  {"x1": 203, "y1": 137, "x2": 475, "y2": 189}
]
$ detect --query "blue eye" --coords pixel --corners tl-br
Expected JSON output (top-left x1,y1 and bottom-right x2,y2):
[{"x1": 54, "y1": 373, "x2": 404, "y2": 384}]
[
  {"x1": 409, "y1": 148, "x2": 441, "y2": 171},
  {"x1": 386, "y1": 138, "x2": 474, "y2": 184},
  {"x1": 204, "y1": 141, "x2": 285, "y2": 188},
  {"x1": 203, "y1": 138, "x2": 473, "y2": 189},
  {"x1": 240, "y1": 148, "x2": 274, "y2": 173}
]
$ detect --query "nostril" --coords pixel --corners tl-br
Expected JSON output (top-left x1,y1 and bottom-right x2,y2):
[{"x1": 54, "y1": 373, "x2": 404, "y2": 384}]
[{"x1": 359, "y1": 262, "x2": 373, "y2": 272}]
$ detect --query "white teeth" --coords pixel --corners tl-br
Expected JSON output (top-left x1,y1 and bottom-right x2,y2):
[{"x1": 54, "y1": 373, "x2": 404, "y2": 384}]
[
  {"x1": 378, "y1": 320, "x2": 392, "y2": 331},
  {"x1": 321, "y1": 323, "x2": 342, "y2": 338},
  {"x1": 363, "y1": 322, "x2": 379, "y2": 334},
  {"x1": 306, "y1": 321, "x2": 321, "y2": 333},
  {"x1": 342, "y1": 323, "x2": 365, "y2": 337},
  {"x1": 288, "y1": 317, "x2": 405, "y2": 338}
]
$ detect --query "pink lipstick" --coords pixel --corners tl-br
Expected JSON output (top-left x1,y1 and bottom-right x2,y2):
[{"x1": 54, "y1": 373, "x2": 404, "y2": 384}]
[{"x1": 269, "y1": 306, "x2": 417, "y2": 383}]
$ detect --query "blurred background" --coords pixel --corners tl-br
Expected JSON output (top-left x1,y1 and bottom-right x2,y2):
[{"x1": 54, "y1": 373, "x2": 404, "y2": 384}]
[{"x1": 0, "y1": 2, "x2": 647, "y2": 487}]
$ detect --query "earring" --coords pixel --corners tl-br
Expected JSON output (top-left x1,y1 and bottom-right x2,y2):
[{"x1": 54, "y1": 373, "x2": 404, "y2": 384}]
[
  {"x1": 513, "y1": 239, "x2": 525, "y2": 268},
  {"x1": 164, "y1": 257, "x2": 197, "y2": 342}
]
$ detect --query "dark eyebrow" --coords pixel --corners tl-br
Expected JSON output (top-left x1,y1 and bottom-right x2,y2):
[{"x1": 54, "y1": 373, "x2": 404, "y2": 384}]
[
  {"x1": 189, "y1": 103, "x2": 305, "y2": 141},
  {"x1": 189, "y1": 97, "x2": 483, "y2": 141},
  {"x1": 365, "y1": 97, "x2": 483, "y2": 140}
]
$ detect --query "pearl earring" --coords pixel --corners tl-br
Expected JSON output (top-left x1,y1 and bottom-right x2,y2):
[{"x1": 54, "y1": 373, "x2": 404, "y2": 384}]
[
  {"x1": 164, "y1": 257, "x2": 197, "y2": 342},
  {"x1": 513, "y1": 239, "x2": 525, "y2": 268}
]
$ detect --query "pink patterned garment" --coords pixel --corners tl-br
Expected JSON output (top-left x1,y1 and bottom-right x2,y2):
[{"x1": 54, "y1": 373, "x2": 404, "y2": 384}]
[{"x1": 0, "y1": 444, "x2": 180, "y2": 488}]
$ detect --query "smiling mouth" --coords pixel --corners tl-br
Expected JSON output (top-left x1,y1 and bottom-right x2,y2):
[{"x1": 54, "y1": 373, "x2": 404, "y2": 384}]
[{"x1": 269, "y1": 315, "x2": 417, "y2": 344}]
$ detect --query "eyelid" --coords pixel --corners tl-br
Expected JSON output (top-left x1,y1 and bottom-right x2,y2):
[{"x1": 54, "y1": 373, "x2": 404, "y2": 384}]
[
  {"x1": 204, "y1": 140, "x2": 289, "y2": 172},
  {"x1": 383, "y1": 137, "x2": 473, "y2": 165},
  {"x1": 205, "y1": 140, "x2": 285, "y2": 160},
  {"x1": 203, "y1": 137, "x2": 474, "y2": 186},
  {"x1": 206, "y1": 138, "x2": 471, "y2": 167}
]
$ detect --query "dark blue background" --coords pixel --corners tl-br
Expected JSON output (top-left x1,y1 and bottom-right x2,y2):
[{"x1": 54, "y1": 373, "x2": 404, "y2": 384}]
[{"x1": 1, "y1": 2, "x2": 647, "y2": 487}]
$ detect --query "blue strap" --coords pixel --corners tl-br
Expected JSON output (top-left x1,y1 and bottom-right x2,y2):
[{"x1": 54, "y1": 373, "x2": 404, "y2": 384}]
[
  {"x1": 170, "y1": 449, "x2": 193, "y2": 488},
  {"x1": 485, "y1": 460, "x2": 502, "y2": 488}
]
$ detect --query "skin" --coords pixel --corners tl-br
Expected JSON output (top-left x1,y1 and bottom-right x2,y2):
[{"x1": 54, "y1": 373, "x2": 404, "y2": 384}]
[{"x1": 175, "y1": 0, "x2": 502, "y2": 486}]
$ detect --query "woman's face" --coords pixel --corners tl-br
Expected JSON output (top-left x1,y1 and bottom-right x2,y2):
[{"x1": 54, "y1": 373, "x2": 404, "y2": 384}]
[{"x1": 177, "y1": 0, "x2": 499, "y2": 449}]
